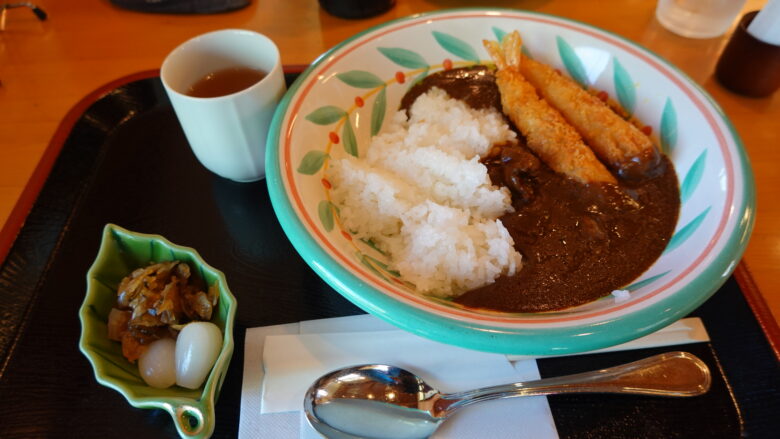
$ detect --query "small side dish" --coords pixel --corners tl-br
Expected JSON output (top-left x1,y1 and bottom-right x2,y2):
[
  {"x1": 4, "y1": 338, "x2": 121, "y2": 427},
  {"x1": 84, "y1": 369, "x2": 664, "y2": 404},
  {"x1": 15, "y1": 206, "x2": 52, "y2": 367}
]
[{"x1": 79, "y1": 224, "x2": 236, "y2": 439}]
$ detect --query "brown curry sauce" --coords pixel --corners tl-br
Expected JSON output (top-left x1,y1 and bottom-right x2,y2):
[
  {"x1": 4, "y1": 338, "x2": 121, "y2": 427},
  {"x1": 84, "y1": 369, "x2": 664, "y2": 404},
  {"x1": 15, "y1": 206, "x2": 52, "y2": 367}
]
[{"x1": 402, "y1": 66, "x2": 680, "y2": 313}]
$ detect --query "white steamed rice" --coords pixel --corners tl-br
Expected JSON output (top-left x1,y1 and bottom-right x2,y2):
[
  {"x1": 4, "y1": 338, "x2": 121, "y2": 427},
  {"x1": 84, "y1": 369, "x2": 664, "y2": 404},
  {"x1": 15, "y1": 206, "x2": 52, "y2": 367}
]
[{"x1": 328, "y1": 87, "x2": 522, "y2": 297}]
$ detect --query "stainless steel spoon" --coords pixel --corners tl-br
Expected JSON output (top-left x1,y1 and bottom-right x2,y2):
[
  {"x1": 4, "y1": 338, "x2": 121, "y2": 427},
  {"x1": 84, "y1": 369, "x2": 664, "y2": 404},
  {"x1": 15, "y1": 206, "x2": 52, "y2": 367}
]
[{"x1": 303, "y1": 351, "x2": 711, "y2": 439}]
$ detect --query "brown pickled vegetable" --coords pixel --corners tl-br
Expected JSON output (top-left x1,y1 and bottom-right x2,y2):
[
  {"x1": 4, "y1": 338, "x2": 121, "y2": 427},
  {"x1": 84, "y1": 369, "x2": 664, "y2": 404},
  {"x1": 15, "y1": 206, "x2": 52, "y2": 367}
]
[{"x1": 108, "y1": 261, "x2": 219, "y2": 362}]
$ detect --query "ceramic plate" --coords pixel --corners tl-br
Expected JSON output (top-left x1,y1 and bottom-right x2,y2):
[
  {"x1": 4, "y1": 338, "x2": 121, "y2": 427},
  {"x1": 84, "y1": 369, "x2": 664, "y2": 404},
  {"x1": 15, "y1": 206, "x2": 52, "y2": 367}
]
[{"x1": 267, "y1": 9, "x2": 754, "y2": 355}]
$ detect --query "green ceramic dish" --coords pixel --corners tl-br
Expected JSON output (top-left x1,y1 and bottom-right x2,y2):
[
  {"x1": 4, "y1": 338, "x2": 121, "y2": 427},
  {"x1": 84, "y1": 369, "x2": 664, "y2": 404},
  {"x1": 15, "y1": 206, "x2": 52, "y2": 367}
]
[{"x1": 78, "y1": 224, "x2": 237, "y2": 439}]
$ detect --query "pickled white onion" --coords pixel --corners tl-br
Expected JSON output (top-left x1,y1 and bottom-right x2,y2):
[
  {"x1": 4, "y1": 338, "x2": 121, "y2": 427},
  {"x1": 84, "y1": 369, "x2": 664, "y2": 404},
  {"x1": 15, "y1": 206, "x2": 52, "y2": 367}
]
[
  {"x1": 175, "y1": 322, "x2": 222, "y2": 389},
  {"x1": 138, "y1": 338, "x2": 177, "y2": 389}
]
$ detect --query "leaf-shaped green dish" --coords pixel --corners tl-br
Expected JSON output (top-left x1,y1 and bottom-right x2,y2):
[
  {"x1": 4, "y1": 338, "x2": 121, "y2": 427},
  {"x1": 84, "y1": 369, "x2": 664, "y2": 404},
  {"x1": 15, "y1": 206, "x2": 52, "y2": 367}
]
[{"x1": 78, "y1": 224, "x2": 237, "y2": 439}]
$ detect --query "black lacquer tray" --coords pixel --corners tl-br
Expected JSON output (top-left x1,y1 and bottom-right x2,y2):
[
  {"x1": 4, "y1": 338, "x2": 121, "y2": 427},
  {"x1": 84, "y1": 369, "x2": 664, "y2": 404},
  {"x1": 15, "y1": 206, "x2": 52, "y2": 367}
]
[{"x1": 0, "y1": 70, "x2": 777, "y2": 438}]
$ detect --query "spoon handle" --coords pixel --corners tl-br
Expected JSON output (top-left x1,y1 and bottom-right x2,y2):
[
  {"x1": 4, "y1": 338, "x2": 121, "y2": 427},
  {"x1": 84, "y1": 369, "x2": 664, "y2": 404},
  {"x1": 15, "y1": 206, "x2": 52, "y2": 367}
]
[{"x1": 441, "y1": 351, "x2": 711, "y2": 414}]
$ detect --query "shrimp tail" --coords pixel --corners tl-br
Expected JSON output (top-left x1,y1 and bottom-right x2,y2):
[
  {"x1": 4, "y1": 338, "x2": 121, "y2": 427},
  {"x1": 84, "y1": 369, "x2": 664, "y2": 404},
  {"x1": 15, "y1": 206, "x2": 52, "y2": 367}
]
[
  {"x1": 483, "y1": 31, "x2": 522, "y2": 70},
  {"x1": 482, "y1": 31, "x2": 617, "y2": 185}
]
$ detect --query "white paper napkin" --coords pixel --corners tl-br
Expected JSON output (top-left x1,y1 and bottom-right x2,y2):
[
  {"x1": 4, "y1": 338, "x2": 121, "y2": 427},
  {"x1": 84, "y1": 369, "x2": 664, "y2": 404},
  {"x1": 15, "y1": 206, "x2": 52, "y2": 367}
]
[
  {"x1": 239, "y1": 315, "x2": 709, "y2": 439},
  {"x1": 240, "y1": 314, "x2": 557, "y2": 439},
  {"x1": 263, "y1": 329, "x2": 530, "y2": 413}
]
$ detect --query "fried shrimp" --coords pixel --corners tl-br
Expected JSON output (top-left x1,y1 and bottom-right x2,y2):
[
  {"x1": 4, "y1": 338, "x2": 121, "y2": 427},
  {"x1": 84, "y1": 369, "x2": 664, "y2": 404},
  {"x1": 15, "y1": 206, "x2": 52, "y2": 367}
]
[
  {"x1": 517, "y1": 46, "x2": 661, "y2": 182},
  {"x1": 483, "y1": 32, "x2": 616, "y2": 185}
]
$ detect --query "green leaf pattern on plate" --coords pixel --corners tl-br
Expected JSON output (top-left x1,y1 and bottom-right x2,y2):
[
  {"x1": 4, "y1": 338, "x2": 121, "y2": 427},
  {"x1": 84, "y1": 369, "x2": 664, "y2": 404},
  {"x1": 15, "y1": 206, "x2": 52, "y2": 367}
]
[
  {"x1": 665, "y1": 207, "x2": 711, "y2": 253},
  {"x1": 681, "y1": 150, "x2": 707, "y2": 203},
  {"x1": 408, "y1": 67, "x2": 430, "y2": 89},
  {"x1": 613, "y1": 58, "x2": 636, "y2": 116},
  {"x1": 342, "y1": 117, "x2": 358, "y2": 157},
  {"x1": 297, "y1": 150, "x2": 329, "y2": 175},
  {"x1": 661, "y1": 98, "x2": 678, "y2": 154},
  {"x1": 318, "y1": 200, "x2": 335, "y2": 232},
  {"x1": 305, "y1": 106, "x2": 347, "y2": 125},
  {"x1": 492, "y1": 26, "x2": 507, "y2": 43},
  {"x1": 378, "y1": 47, "x2": 429, "y2": 69},
  {"x1": 337, "y1": 70, "x2": 385, "y2": 88},
  {"x1": 556, "y1": 36, "x2": 589, "y2": 88},
  {"x1": 364, "y1": 254, "x2": 401, "y2": 277},
  {"x1": 432, "y1": 31, "x2": 480, "y2": 62},
  {"x1": 360, "y1": 238, "x2": 387, "y2": 256},
  {"x1": 359, "y1": 253, "x2": 389, "y2": 281},
  {"x1": 371, "y1": 87, "x2": 387, "y2": 136}
]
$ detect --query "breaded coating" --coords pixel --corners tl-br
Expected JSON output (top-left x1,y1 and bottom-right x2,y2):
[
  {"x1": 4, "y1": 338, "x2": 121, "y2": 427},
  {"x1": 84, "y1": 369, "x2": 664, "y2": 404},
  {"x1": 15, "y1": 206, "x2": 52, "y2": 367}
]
[
  {"x1": 518, "y1": 51, "x2": 661, "y2": 181},
  {"x1": 483, "y1": 33, "x2": 616, "y2": 185}
]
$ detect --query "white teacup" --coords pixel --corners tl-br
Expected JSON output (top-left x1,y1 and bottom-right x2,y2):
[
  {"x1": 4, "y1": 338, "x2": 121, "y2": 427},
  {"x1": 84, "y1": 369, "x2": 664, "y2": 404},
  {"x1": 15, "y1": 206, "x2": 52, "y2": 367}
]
[{"x1": 161, "y1": 29, "x2": 286, "y2": 182}]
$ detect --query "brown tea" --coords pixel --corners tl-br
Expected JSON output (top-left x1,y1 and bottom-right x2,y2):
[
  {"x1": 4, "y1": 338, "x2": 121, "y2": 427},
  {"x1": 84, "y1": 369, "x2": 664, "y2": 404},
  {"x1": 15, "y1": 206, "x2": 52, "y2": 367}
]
[{"x1": 187, "y1": 67, "x2": 266, "y2": 98}]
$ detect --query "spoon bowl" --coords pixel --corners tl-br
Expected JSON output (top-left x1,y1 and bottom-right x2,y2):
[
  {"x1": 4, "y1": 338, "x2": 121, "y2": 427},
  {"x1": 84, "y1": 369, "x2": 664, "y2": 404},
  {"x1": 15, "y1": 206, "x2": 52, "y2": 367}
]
[{"x1": 304, "y1": 351, "x2": 711, "y2": 439}]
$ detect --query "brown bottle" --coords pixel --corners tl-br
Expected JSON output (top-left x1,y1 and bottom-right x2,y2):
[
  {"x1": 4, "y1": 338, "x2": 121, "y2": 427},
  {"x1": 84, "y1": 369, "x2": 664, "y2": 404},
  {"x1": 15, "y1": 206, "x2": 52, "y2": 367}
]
[{"x1": 715, "y1": 11, "x2": 780, "y2": 97}]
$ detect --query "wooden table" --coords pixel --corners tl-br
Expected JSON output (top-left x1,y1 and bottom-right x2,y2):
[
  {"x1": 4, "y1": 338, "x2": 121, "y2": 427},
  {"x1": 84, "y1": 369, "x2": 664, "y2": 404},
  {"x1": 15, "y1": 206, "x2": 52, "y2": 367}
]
[{"x1": 1, "y1": 0, "x2": 777, "y2": 325}]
